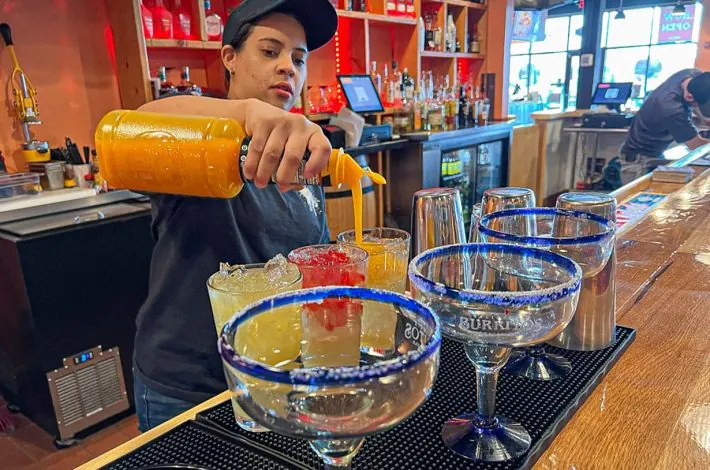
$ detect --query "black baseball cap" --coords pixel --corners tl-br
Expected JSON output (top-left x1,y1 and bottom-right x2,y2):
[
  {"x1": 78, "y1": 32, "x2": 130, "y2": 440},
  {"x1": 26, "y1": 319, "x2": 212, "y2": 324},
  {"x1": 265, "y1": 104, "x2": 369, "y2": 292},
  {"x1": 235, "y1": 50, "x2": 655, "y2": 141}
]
[
  {"x1": 687, "y1": 72, "x2": 710, "y2": 117},
  {"x1": 223, "y1": 0, "x2": 338, "y2": 51}
]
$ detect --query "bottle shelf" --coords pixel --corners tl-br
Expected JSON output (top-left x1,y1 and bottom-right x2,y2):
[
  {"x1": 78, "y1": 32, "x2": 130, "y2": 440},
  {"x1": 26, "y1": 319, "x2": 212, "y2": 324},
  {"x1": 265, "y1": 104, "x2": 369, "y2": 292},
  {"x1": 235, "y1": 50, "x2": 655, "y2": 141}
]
[
  {"x1": 337, "y1": 10, "x2": 417, "y2": 25},
  {"x1": 146, "y1": 38, "x2": 221, "y2": 50},
  {"x1": 424, "y1": 0, "x2": 486, "y2": 9},
  {"x1": 421, "y1": 50, "x2": 484, "y2": 59}
]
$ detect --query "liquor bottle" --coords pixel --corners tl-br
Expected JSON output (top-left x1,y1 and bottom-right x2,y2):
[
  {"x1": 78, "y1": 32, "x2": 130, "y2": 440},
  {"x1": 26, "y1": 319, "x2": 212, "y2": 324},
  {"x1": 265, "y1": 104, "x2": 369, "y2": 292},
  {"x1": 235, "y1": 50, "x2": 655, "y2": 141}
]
[
  {"x1": 386, "y1": 0, "x2": 397, "y2": 16},
  {"x1": 140, "y1": 0, "x2": 153, "y2": 38},
  {"x1": 477, "y1": 88, "x2": 489, "y2": 124},
  {"x1": 177, "y1": 66, "x2": 202, "y2": 95},
  {"x1": 381, "y1": 63, "x2": 390, "y2": 106},
  {"x1": 434, "y1": 26, "x2": 443, "y2": 51},
  {"x1": 427, "y1": 88, "x2": 444, "y2": 132},
  {"x1": 396, "y1": 0, "x2": 406, "y2": 16},
  {"x1": 344, "y1": 0, "x2": 354, "y2": 11},
  {"x1": 406, "y1": 0, "x2": 415, "y2": 17},
  {"x1": 392, "y1": 62, "x2": 402, "y2": 107},
  {"x1": 420, "y1": 86, "x2": 430, "y2": 131},
  {"x1": 468, "y1": 86, "x2": 477, "y2": 125},
  {"x1": 413, "y1": 90, "x2": 422, "y2": 131},
  {"x1": 370, "y1": 61, "x2": 382, "y2": 97},
  {"x1": 458, "y1": 85, "x2": 469, "y2": 128},
  {"x1": 172, "y1": 0, "x2": 192, "y2": 40},
  {"x1": 204, "y1": 0, "x2": 223, "y2": 41},
  {"x1": 151, "y1": 0, "x2": 173, "y2": 39},
  {"x1": 424, "y1": 15, "x2": 435, "y2": 51},
  {"x1": 445, "y1": 87, "x2": 457, "y2": 129},
  {"x1": 446, "y1": 15, "x2": 456, "y2": 53},
  {"x1": 403, "y1": 68, "x2": 414, "y2": 101},
  {"x1": 157, "y1": 66, "x2": 176, "y2": 97},
  {"x1": 95, "y1": 110, "x2": 383, "y2": 199},
  {"x1": 469, "y1": 25, "x2": 481, "y2": 54},
  {"x1": 393, "y1": 96, "x2": 411, "y2": 135}
]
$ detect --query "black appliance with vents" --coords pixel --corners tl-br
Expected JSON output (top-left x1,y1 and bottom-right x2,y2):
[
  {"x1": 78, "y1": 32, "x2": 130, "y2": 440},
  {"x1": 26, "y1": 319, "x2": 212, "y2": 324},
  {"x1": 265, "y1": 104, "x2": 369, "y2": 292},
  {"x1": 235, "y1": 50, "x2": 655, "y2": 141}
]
[{"x1": 0, "y1": 191, "x2": 153, "y2": 444}]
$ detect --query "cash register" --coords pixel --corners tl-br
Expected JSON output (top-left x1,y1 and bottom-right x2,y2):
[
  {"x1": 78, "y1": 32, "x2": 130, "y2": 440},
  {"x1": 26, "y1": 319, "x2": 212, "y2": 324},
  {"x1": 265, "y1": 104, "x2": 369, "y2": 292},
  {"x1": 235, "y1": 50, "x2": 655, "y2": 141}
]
[
  {"x1": 335, "y1": 74, "x2": 392, "y2": 145},
  {"x1": 582, "y1": 82, "x2": 634, "y2": 129}
]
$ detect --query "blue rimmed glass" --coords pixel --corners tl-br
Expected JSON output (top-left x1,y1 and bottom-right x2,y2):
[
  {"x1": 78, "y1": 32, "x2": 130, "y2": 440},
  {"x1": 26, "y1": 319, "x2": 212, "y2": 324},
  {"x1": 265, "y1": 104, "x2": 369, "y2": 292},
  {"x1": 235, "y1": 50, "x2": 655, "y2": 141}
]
[
  {"x1": 409, "y1": 243, "x2": 582, "y2": 462},
  {"x1": 219, "y1": 287, "x2": 441, "y2": 469},
  {"x1": 478, "y1": 208, "x2": 615, "y2": 381}
]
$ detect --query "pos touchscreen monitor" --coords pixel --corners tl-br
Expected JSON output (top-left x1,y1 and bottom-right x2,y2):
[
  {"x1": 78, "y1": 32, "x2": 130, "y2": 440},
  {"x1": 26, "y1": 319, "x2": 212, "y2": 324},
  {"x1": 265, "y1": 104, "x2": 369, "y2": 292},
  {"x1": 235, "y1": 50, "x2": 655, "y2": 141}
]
[{"x1": 337, "y1": 74, "x2": 385, "y2": 114}]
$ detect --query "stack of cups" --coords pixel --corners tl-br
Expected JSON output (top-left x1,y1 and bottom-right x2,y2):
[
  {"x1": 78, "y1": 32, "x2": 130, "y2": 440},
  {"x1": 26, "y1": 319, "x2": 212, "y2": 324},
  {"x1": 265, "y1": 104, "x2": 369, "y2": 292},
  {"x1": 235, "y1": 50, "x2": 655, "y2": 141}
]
[{"x1": 549, "y1": 192, "x2": 618, "y2": 350}]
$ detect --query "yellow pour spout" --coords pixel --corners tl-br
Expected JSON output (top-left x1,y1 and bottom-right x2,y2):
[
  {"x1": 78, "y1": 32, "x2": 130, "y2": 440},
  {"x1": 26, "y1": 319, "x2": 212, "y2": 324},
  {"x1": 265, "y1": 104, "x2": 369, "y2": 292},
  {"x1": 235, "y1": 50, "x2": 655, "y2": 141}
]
[{"x1": 325, "y1": 149, "x2": 387, "y2": 244}]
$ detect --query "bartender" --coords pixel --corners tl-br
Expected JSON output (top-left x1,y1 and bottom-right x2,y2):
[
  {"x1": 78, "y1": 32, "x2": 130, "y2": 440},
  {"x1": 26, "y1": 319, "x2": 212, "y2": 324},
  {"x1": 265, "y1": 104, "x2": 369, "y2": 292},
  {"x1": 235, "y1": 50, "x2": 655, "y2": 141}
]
[
  {"x1": 130, "y1": 0, "x2": 338, "y2": 431},
  {"x1": 620, "y1": 68, "x2": 710, "y2": 167}
]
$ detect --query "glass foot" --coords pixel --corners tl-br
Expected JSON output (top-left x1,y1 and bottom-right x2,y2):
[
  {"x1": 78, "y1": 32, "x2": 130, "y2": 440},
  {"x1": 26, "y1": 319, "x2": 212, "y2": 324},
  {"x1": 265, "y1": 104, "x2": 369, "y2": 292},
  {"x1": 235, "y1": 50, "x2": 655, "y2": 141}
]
[
  {"x1": 310, "y1": 438, "x2": 364, "y2": 468},
  {"x1": 441, "y1": 414, "x2": 531, "y2": 462},
  {"x1": 503, "y1": 348, "x2": 572, "y2": 380}
]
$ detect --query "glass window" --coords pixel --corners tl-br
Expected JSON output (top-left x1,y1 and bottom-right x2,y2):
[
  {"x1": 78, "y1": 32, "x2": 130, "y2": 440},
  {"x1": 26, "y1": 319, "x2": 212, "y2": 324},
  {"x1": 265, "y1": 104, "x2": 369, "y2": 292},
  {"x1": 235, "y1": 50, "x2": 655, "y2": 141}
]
[
  {"x1": 602, "y1": 46, "x2": 651, "y2": 96},
  {"x1": 601, "y1": 12, "x2": 610, "y2": 48},
  {"x1": 509, "y1": 55, "x2": 531, "y2": 98},
  {"x1": 531, "y1": 17, "x2": 571, "y2": 53},
  {"x1": 605, "y1": 7, "x2": 654, "y2": 47},
  {"x1": 646, "y1": 43, "x2": 699, "y2": 94},
  {"x1": 652, "y1": 3, "x2": 703, "y2": 45},
  {"x1": 529, "y1": 53, "x2": 568, "y2": 108},
  {"x1": 601, "y1": 2, "x2": 702, "y2": 102},
  {"x1": 568, "y1": 15, "x2": 583, "y2": 51},
  {"x1": 510, "y1": 40, "x2": 531, "y2": 56}
]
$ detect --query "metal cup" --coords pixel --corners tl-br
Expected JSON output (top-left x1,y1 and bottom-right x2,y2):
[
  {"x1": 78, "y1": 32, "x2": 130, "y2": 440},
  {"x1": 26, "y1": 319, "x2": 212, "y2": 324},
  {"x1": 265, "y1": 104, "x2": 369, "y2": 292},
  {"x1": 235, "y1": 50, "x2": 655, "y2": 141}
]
[
  {"x1": 481, "y1": 187, "x2": 537, "y2": 216},
  {"x1": 410, "y1": 188, "x2": 466, "y2": 257},
  {"x1": 480, "y1": 187, "x2": 537, "y2": 240},
  {"x1": 549, "y1": 192, "x2": 617, "y2": 351}
]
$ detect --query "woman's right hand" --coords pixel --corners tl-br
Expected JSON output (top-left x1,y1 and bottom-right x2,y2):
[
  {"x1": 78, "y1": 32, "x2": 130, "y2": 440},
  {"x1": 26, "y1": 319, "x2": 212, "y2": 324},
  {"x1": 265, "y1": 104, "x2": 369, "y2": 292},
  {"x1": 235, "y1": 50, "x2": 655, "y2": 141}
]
[{"x1": 240, "y1": 98, "x2": 332, "y2": 190}]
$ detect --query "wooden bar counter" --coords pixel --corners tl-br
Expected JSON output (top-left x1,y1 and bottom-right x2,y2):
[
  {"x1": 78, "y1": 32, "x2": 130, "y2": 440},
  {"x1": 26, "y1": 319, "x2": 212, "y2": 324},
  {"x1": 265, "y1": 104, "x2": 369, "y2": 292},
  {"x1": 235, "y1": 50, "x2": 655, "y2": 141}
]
[{"x1": 79, "y1": 153, "x2": 710, "y2": 470}]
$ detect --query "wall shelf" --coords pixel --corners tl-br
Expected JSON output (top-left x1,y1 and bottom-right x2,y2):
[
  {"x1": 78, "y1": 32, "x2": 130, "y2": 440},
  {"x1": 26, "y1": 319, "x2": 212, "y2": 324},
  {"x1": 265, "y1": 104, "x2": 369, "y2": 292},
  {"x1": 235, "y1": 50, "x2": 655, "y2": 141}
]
[
  {"x1": 146, "y1": 39, "x2": 221, "y2": 50},
  {"x1": 368, "y1": 13, "x2": 418, "y2": 25},
  {"x1": 421, "y1": 50, "x2": 484, "y2": 60}
]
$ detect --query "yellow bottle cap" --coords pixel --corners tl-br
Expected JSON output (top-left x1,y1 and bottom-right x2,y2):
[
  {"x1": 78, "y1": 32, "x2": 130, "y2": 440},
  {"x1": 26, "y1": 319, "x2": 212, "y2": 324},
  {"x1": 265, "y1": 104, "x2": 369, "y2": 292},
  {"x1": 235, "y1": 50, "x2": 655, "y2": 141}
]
[{"x1": 326, "y1": 149, "x2": 387, "y2": 188}]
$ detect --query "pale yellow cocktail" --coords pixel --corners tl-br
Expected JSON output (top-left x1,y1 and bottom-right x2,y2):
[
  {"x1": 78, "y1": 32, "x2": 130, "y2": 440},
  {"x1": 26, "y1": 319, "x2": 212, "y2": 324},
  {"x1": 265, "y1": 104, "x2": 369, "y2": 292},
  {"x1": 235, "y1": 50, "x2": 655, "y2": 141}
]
[{"x1": 207, "y1": 255, "x2": 302, "y2": 432}]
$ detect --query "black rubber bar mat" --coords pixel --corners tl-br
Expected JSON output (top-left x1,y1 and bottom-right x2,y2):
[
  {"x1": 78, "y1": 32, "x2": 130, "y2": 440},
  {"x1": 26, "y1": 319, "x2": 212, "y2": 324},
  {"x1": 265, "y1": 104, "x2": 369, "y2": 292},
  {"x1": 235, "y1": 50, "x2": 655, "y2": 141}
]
[
  {"x1": 100, "y1": 420, "x2": 310, "y2": 470},
  {"x1": 195, "y1": 325, "x2": 636, "y2": 470}
]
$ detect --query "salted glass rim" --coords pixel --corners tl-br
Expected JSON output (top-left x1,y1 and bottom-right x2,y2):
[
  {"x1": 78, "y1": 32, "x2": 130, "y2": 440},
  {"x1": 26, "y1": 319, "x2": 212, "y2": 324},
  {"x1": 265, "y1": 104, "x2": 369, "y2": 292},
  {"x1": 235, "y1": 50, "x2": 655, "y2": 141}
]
[
  {"x1": 288, "y1": 244, "x2": 369, "y2": 268},
  {"x1": 408, "y1": 243, "x2": 583, "y2": 307},
  {"x1": 337, "y1": 227, "x2": 411, "y2": 245},
  {"x1": 206, "y1": 263, "x2": 303, "y2": 295},
  {"x1": 218, "y1": 286, "x2": 441, "y2": 386},
  {"x1": 478, "y1": 207, "x2": 615, "y2": 246}
]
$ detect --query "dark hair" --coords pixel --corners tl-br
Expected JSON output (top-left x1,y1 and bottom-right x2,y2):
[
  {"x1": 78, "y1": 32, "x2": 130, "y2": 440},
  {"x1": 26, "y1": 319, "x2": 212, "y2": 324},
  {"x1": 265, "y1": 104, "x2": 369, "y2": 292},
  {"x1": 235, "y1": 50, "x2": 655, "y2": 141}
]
[{"x1": 224, "y1": 22, "x2": 256, "y2": 87}]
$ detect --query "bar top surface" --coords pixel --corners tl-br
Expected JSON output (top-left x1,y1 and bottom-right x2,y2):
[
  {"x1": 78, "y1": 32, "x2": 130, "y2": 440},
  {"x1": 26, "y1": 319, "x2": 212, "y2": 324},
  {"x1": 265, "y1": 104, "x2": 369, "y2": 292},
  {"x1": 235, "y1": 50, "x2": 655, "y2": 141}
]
[{"x1": 78, "y1": 168, "x2": 710, "y2": 470}]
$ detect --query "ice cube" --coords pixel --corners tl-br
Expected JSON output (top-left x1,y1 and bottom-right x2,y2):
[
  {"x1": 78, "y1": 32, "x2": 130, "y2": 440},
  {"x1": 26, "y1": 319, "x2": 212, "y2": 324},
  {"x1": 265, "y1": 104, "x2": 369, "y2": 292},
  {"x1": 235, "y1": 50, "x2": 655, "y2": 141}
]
[
  {"x1": 264, "y1": 254, "x2": 300, "y2": 287},
  {"x1": 211, "y1": 262, "x2": 248, "y2": 290}
]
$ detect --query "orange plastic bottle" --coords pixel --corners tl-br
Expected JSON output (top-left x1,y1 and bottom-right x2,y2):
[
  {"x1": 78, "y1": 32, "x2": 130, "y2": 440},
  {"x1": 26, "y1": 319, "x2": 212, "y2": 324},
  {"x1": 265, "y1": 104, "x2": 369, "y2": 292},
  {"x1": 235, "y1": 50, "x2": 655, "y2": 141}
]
[{"x1": 95, "y1": 109, "x2": 385, "y2": 200}]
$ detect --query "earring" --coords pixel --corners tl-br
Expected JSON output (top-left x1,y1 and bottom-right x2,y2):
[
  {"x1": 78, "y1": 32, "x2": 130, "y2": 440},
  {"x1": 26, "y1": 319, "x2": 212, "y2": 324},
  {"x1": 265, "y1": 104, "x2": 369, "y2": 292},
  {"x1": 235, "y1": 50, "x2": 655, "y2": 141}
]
[{"x1": 230, "y1": 70, "x2": 235, "y2": 77}]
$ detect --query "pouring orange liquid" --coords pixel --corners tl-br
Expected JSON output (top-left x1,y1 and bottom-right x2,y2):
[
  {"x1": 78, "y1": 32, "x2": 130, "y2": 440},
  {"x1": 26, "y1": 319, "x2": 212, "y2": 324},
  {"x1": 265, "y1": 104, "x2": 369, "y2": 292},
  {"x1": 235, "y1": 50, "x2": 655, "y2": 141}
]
[{"x1": 95, "y1": 110, "x2": 385, "y2": 242}]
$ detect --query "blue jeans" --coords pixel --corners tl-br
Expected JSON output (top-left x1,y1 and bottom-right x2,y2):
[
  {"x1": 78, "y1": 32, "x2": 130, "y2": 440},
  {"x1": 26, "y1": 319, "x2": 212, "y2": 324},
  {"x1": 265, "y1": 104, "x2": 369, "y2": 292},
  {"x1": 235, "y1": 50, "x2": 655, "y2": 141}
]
[{"x1": 133, "y1": 373, "x2": 196, "y2": 432}]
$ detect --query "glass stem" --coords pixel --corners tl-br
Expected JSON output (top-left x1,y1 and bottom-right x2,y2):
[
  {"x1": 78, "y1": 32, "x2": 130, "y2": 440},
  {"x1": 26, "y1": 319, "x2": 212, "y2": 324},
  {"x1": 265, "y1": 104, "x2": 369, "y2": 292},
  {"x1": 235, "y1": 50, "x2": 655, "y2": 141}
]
[
  {"x1": 476, "y1": 368, "x2": 499, "y2": 425},
  {"x1": 464, "y1": 344, "x2": 511, "y2": 427}
]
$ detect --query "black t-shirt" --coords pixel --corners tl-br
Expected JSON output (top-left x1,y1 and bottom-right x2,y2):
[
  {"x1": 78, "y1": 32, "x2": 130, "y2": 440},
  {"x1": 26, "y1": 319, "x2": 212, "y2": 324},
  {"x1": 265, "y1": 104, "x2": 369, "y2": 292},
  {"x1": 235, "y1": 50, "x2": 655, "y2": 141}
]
[
  {"x1": 621, "y1": 68, "x2": 701, "y2": 158},
  {"x1": 134, "y1": 184, "x2": 329, "y2": 403}
]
